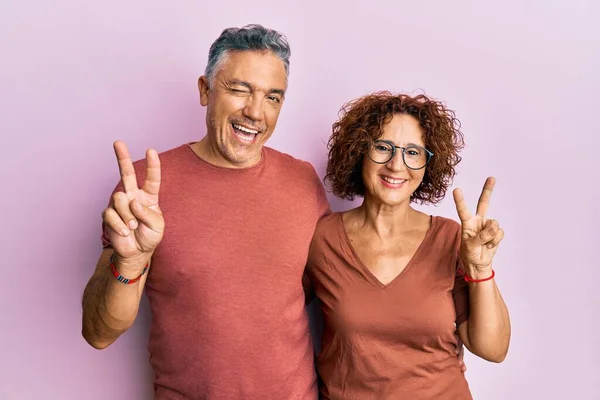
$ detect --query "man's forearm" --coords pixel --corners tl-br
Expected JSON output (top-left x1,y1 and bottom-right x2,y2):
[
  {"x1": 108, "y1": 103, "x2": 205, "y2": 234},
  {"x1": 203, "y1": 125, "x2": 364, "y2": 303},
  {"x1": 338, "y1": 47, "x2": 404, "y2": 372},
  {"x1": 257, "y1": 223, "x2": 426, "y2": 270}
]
[{"x1": 82, "y1": 256, "x2": 146, "y2": 349}]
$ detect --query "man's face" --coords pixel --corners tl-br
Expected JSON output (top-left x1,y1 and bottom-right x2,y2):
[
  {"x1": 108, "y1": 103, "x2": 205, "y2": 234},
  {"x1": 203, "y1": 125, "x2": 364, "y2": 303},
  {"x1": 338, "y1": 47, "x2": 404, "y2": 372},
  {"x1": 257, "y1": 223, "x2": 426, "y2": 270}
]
[{"x1": 198, "y1": 50, "x2": 287, "y2": 168}]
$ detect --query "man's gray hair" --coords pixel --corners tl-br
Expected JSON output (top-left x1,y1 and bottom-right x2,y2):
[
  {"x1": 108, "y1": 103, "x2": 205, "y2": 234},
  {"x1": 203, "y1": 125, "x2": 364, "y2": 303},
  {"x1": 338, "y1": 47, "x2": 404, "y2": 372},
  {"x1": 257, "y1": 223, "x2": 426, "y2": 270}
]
[{"x1": 204, "y1": 24, "x2": 291, "y2": 86}]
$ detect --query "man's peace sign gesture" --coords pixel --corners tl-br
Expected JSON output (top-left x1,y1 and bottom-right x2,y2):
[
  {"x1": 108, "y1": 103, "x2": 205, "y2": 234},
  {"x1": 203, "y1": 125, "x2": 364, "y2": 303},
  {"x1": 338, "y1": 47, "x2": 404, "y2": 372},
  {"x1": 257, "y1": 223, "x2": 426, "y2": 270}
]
[
  {"x1": 101, "y1": 141, "x2": 165, "y2": 273},
  {"x1": 453, "y1": 177, "x2": 504, "y2": 279}
]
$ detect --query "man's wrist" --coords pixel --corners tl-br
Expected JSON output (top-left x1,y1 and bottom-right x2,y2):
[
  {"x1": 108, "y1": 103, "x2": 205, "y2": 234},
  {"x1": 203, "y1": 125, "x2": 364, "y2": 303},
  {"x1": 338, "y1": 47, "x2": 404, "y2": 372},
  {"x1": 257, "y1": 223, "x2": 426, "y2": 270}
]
[{"x1": 111, "y1": 253, "x2": 151, "y2": 279}]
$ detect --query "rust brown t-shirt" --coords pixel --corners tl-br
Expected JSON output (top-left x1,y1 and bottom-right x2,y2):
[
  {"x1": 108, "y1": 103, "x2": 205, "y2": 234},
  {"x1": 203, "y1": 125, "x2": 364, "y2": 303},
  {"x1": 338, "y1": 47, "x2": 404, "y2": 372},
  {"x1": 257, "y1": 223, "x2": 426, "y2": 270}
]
[
  {"x1": 305, "y1": 212, "x2": 472, "y2": 400},
  {"x1": 102, "y1": 144, "x2": 330, "y2": 399}
]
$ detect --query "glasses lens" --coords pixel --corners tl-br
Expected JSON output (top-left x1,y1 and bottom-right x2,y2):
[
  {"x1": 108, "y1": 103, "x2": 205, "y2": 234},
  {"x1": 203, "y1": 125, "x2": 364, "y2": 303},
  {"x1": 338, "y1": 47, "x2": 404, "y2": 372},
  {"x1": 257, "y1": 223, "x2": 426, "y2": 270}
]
[
  {"x1": 403, "y1": 145, "x2": 429, "y2": 169},
  {"x1": 368, "y1": 141, "x2": 394, "y2": 163}
]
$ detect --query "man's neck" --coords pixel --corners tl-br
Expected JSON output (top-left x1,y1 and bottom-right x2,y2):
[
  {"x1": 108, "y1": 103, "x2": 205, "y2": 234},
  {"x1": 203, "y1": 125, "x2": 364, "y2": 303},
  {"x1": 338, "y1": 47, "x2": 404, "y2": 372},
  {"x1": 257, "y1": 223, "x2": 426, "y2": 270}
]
[{"x1": 189, "y1": 137, "x2": 262, "y2": 169}]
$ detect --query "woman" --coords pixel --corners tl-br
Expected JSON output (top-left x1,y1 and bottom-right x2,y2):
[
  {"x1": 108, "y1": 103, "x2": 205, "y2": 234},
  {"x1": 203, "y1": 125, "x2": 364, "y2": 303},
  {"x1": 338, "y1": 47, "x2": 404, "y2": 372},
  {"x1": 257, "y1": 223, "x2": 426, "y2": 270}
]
[{"x1": 305, "y1": 92, "x2": 511, "y2": 399}]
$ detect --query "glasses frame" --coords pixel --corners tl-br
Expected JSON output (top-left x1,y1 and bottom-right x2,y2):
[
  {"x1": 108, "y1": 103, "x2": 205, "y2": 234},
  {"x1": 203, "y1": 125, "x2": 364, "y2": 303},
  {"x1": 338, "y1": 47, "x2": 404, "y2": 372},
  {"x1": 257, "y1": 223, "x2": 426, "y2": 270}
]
[{"x1": 367, "y1": 139, "x2": 434, "y2": 170}]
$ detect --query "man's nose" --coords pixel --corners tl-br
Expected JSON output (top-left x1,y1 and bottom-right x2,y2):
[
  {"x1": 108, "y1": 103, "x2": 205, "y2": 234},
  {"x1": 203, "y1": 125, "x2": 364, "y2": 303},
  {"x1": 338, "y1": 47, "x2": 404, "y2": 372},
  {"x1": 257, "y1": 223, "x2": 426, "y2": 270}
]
[{"x1": 243, "y1": 95, "x2": 263, "y2": 122}]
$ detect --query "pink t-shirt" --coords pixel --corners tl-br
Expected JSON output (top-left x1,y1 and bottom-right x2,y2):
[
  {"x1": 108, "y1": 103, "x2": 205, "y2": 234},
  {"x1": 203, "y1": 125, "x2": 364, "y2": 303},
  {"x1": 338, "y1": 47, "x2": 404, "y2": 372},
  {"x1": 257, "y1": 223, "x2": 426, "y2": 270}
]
[{"x1": 102, "y1": 144, "x2": 330, "y2": 399}]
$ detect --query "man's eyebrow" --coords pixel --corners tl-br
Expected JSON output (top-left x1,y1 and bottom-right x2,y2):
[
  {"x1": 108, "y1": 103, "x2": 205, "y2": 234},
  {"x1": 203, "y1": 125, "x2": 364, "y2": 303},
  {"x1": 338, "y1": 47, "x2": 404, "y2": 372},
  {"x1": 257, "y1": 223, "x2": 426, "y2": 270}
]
[
  {"x1": 226, "y1": 79, "x2": 253, "y2": 90},
  {"x1": 226, "y1": 79, "x2": 285, "y2": 97},
  {"x1": 269, "y1": 88, "x2": 286, "y2": 97}
]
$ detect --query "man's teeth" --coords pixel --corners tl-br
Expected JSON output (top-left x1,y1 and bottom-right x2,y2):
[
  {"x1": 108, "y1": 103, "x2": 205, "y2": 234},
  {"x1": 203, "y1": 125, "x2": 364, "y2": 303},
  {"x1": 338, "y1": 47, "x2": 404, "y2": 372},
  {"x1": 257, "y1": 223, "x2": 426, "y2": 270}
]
[
  {"x1": 233, "y1": 124, "x2": 259, "y2": 134},
  {"x1": 381, "y1": 176, "x2": 406, "y2": 184},
  {"x1": 236, "y1": 134, "x2": 254, "y2": 142}
]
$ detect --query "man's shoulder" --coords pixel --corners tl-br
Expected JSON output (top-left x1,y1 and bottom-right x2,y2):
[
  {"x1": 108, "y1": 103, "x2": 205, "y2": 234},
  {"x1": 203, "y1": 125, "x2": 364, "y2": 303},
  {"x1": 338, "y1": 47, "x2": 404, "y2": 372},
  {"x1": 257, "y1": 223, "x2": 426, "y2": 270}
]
[
  {"x1": 264, "y1": 146, "x2": 317, "y2": 176},
  {"x1": 131, "y1": 143, "x2": 191, "y2": 171},
  {"x1": 264, "y1": 146, "x2": 312, "y2": 168}
]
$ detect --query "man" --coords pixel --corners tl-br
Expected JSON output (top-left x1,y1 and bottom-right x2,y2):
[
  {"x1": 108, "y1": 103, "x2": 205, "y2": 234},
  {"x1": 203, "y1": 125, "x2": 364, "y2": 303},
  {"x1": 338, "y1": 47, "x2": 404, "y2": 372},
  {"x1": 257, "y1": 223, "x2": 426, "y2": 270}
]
[{"x1": 82, "y1": 24, "x2": 329, "y2": 399}]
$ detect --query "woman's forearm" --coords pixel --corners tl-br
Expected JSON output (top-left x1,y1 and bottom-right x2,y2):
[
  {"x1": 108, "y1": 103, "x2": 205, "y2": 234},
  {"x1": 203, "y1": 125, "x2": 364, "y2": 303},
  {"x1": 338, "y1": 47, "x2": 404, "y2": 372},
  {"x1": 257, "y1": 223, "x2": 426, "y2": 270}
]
[{"x1": 461, "y1": 272, "x2": 511, "y2": 362}]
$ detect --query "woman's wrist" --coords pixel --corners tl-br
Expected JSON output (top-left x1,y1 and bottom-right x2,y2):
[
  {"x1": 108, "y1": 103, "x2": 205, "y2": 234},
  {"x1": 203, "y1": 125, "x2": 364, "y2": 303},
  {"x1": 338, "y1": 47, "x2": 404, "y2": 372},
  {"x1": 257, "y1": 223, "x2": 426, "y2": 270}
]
[{"x1": 461, "y1": 264, "x2": 494, "y2": 282}]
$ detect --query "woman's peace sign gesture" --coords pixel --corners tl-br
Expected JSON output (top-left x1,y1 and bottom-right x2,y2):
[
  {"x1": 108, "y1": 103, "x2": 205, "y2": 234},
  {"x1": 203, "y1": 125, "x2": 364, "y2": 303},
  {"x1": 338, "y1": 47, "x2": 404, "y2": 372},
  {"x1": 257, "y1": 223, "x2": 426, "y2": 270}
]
[{"x1": 453, "y1": 177, "x2": 504, "y2": 279}]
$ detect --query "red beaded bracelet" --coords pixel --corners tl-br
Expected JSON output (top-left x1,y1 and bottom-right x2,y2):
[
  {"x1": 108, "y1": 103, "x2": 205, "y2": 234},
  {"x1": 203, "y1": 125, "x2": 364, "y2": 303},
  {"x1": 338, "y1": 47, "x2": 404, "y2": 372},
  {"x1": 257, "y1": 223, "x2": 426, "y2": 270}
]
[
  {"x1": 109, "y1": 254, "x2": 149, "y2": 284},
  {"x1": 459, "y1": 268, "x2": 495, "y2": 283}
]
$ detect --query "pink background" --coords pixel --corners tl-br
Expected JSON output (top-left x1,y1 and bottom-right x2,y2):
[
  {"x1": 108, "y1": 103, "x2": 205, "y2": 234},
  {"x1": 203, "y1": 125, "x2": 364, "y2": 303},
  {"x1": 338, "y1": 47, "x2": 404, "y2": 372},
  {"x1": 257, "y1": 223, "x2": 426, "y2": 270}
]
[{"x1": 1, "y1": 0, "x2": 598, "y2": 399}]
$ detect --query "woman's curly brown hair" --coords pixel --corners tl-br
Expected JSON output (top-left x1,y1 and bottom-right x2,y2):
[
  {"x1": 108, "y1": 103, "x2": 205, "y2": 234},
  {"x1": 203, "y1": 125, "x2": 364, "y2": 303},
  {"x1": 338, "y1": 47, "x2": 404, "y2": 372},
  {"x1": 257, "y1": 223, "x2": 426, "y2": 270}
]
[{"x1": 325, "y1": 91, "x2": 465, "y2": 204}]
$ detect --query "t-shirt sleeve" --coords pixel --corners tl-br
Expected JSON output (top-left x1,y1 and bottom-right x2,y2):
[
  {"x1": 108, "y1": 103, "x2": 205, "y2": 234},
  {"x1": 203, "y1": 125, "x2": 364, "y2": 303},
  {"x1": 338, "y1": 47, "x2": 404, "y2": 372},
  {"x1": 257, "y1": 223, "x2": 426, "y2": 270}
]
[
  {"x1": 305, "y1": 161, "x2": 331, "y2": 219},
  {"x1": 302, "y1": 162, "x2": 330, "y2": 305}
]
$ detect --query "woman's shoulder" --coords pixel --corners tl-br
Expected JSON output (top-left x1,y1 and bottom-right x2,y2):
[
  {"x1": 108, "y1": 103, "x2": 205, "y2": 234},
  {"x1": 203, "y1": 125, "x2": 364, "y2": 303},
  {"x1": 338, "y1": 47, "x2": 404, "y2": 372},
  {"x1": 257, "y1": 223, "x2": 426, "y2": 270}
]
[
  {"x1": 314, "y1": 212, "x2": 343, "y2": 237},
  {"x1": 431, "y1": 215, "x2": 462, "y2": 244},
  {"x1": 308, "y1": 212, "x2": 345, "y2": 269},
  {"x1": 433, "y1": 215, "x2": 461, "y2": 230}
]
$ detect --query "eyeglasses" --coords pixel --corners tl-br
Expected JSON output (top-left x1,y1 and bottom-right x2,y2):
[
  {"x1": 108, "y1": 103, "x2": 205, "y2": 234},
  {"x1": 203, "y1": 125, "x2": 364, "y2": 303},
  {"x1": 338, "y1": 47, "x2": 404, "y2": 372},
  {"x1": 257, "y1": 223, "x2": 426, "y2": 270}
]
[{"x1": 367, "y1": 140, "x2": 434, "y2": 170}]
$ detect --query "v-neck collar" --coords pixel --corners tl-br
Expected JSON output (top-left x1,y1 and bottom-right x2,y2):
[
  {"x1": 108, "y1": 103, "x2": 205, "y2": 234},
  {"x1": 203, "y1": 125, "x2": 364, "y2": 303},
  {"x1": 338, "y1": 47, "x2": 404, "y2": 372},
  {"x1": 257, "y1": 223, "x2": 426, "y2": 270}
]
[{"x1": 337, "y1": 212, "x2": 438, "y2": 289}]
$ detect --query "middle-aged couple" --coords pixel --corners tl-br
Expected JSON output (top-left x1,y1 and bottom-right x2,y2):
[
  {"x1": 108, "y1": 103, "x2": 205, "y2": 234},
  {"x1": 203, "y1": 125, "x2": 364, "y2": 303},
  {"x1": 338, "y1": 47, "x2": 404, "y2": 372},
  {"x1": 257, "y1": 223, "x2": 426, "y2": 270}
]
[{"x1": 82, "y1": 24, "x2": 510, "y2": 400}]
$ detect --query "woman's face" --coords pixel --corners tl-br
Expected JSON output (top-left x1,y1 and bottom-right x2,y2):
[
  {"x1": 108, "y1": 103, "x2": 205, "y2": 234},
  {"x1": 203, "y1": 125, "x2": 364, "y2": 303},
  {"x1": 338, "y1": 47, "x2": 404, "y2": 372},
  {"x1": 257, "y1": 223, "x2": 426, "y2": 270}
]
[{"x1": 362, "y1": 113, "x2": 427, "y2": 207}]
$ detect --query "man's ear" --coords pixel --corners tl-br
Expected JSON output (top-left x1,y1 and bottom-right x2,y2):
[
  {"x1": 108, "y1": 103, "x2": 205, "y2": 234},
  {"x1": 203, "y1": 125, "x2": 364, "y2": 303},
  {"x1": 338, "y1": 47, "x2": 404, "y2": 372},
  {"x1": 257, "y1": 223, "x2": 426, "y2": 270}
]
[{"x1": 198, "y1": 76, "x2": 210, "y2": 106}]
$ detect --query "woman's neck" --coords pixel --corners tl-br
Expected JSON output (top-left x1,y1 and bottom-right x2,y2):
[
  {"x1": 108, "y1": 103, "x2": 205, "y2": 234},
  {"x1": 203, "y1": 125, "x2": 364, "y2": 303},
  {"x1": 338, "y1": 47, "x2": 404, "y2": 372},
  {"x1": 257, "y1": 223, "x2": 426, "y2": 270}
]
[{"x1": 351, "y1": 196, "x2": 417, "y2": 239}]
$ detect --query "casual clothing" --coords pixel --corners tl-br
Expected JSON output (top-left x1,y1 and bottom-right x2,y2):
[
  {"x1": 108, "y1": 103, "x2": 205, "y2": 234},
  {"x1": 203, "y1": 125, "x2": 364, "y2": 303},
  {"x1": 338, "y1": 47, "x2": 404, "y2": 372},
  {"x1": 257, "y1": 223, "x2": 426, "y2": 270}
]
[
  {"x1": 305, "y1": 212, "x2": 472, "y2": 400},
  {"x1": 102, "y1": 143, "x2": 330, "y2": 400}
]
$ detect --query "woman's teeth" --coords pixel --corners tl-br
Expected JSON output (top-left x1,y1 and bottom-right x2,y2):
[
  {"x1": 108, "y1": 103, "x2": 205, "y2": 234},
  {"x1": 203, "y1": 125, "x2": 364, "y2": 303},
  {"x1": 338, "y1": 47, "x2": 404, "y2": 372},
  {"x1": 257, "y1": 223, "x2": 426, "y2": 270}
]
[{"x1": 381, "y1": 176, "x2": 406, "y2": 184}]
